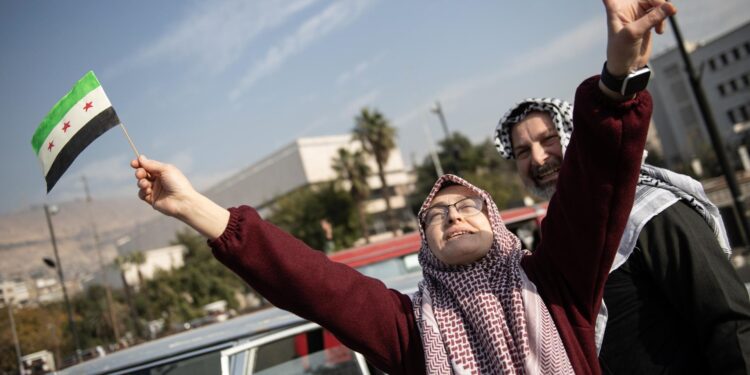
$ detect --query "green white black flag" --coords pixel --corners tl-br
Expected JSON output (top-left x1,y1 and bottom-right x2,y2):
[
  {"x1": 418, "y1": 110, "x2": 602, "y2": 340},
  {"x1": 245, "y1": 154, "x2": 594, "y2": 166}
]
[{"x1": 31, "y1": 71, "x2": 120, "y2": 192}]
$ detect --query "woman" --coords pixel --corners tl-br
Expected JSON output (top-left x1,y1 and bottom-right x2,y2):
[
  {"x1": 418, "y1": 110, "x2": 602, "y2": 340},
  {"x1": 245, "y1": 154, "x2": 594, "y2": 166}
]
[{"x1": 131, "y1": 2, "x2": 675, "y2": 373}]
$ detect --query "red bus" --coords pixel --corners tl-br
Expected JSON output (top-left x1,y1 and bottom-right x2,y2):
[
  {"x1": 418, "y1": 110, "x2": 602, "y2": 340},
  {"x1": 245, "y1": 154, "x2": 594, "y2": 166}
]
[{"x1": 330, "y1": 203, "x2": 548, "y2": 280}]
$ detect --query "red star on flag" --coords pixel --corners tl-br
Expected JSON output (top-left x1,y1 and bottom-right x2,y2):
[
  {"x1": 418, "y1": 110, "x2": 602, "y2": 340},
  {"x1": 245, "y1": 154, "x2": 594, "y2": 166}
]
[
  {"x1": 47, "y1": 140, "x2": 55, "y2": 151},
  {"x1": 83, "y1": 101, "x2": 93, "y2": 112},
  {"x1": 62, "y1": 121, "x2": 71, "y2": 133}
]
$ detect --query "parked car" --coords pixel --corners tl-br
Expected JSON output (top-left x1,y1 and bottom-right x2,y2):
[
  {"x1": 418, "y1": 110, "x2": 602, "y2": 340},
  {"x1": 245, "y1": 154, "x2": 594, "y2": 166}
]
[
  {"x1": 60, "y1": 204, "x2": 547, "y2": 374},
  {"x1": 59, "y1": 273, "x2": 420, "y2": 375}
]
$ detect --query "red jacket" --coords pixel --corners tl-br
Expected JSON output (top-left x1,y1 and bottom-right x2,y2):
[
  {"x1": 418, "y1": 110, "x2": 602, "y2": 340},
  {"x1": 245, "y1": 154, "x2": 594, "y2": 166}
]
[{"x1": 210, "y1": 76, "x2": 652, "y2": 374}]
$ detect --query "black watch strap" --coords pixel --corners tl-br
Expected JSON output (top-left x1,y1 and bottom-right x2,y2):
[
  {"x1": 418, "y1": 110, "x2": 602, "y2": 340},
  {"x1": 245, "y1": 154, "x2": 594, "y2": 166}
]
[
  {"x1": 600, "y1": 62, "x2": 626, "y2": 92},
  {"x1": 600, "y1": 62, "x2": 651, "y2": 96}
]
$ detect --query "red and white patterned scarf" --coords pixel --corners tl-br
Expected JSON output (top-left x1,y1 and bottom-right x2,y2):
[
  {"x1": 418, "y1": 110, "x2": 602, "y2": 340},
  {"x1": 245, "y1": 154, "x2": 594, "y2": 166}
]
[{"x1": 412, "y1": 174, "x2": 572, "y2": 374}]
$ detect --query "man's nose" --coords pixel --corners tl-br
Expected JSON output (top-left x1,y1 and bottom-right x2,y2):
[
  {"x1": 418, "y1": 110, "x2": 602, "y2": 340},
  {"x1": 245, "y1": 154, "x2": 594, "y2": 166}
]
[{"x1": 530, "y1": 144, "x2": 547, "y2": 166}]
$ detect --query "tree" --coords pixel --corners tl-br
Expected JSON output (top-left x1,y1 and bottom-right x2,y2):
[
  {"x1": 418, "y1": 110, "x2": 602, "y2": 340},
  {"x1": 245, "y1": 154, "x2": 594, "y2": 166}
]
[
  {"x1": 410, "y1": 132, "x2": 526, "y2": 213},
  {"x1": 267, "y1": 183, "x2": 361, "y2": 250},
  {"x1": 332, "y1": 148, "x2": 372, "y2": 244},
  {"x1": 353, "y1": 108, "x2": 400, "y2": 236},
  {"x1": 0, "y1": 304, "x2": 69, "y2": 373}
]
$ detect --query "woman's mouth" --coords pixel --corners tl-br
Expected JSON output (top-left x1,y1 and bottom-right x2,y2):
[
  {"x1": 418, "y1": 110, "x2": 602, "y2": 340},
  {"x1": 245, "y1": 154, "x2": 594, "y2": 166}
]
[{"x1": 446, "y1": 230, "x2": 473, "y2": 240}]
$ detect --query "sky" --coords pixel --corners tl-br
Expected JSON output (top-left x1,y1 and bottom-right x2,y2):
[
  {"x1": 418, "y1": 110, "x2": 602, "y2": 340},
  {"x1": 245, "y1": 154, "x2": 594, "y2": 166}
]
[{"x1": 1, "y1": 0, "x2": 749, "y2": 215}]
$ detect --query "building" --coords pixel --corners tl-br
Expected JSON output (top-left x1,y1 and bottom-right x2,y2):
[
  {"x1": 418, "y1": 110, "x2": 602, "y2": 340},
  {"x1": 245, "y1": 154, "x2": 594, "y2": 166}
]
[
  {"x1": 32, "y1": 277, "x2": 65, "y2": 304},
  {"x1": 119, "y1": 134, "x2": 415, "y2": 253},
  {"x1": 649, "y1": 22, "x2": 750, "y2": 174},
  {"x1": 206, "y1": 134, "x2": 415, "y2": 237},
  {"x1": 120, "y1": 244, "x2": 187, "y2": 288},
  {"x1": 0, "y1": 280, "x2": 30, "y2": 307}
]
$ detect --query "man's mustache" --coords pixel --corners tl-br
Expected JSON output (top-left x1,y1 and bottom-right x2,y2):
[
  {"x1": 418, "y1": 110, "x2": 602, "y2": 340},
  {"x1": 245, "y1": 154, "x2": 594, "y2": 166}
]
[{"x1": 531, "y1": 159, "x2": 561, "y2": 180}]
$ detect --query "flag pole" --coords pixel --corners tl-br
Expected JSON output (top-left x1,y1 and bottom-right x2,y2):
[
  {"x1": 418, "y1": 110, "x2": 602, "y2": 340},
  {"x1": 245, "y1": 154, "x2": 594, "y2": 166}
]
[{"x1": 119, "y1": 123, "x2": 141, "y2": 158}]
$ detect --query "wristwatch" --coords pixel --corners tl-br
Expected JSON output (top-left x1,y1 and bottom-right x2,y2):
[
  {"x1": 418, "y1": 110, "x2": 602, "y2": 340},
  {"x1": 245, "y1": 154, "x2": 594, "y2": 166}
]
[{"x1": 600, "y1": 62, "x2": 652, "y2": 96}]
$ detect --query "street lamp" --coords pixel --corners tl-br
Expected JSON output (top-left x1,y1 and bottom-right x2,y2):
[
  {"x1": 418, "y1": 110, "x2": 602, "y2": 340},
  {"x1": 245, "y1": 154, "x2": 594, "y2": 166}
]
[
  {"x1": 430, "y1": 101, "x2": 461, "y2": 174},
  {"x1": 43, "y1": 204, "x2": 83, "y2": 363},
  {"x1": 669, "y1": 16, "x2": 750, "y2": 253},
  {"x1": 5, "y1": 297, "x2": 23, "y2": 374}
]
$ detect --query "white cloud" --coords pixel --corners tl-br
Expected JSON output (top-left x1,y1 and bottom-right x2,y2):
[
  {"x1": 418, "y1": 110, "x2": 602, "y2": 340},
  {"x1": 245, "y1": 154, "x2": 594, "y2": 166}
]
[
  {"x1": 336, "y1": 53, "x2": 383, "y2": 86},
  {"x1": 393, "y1": 16, "x2": 603, "y2": 130},
  {"x1": 229, "y1": 0, "x2": 375, "y2": 100},
  {"x1": 106, "y1": 0, "x2": 319, "y2": 77}
]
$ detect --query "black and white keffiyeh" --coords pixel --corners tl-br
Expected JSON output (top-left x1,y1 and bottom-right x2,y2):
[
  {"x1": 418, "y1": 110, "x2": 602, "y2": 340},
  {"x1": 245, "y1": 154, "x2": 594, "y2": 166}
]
[{"x1": 494, "y1": 97, "x2": 574, "y2": 160}]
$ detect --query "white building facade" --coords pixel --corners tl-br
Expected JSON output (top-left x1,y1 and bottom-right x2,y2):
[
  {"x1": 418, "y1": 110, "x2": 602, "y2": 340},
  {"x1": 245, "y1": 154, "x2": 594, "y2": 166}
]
[
  {"x1": 119, "y1": 134, "x2": 416, "y2": 254},
  {"x1": 205, "y1": 134, "x2": 415, "y2": 238},
  {"x1": 649, "y1": 22, "x2": 750, "y2": 173}
]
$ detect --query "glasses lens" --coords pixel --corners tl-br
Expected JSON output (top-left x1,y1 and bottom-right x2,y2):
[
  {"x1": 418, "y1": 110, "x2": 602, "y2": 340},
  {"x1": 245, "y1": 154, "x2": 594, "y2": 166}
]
[
  {"x1": 457, "y1": 197, "x2": 483, "y2": 216},
  {"x1": 424, "y1": 208, "x2": 444, "y2": 226}
]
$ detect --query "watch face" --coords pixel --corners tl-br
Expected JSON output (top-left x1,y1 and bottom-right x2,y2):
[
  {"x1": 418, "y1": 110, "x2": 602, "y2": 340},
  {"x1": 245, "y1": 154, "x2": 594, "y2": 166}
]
[{"x1": 621, "y1": 68, "x2": 651, "y2": 96}]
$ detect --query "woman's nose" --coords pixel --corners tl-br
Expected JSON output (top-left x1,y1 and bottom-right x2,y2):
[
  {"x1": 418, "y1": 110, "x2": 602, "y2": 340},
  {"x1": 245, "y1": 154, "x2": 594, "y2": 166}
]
[{"x1": 446, "y1": 206, "x2": 463, "y2": 223}]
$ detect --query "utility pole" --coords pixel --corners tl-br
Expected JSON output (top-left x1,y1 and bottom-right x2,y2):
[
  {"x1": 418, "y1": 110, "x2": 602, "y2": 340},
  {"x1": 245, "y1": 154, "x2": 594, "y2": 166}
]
[
  {"x1": 6, "y1": 299, "x2": 23, "y2": 375},
  {"x1": 669, "y1": 16, "x2": 750, "y2": 253},
  {"x1": 422, "y1": 121, "x2": 445, "y2": 178},
  {"x1": 430, "y1": 101, "x2": 461, "y2": 175},
  {"x1": 82, "y1": 176, "x2": 120, "y2": 343},
  {"x1": 43, "y1": 204, "x2": 83, "y2": 363}
]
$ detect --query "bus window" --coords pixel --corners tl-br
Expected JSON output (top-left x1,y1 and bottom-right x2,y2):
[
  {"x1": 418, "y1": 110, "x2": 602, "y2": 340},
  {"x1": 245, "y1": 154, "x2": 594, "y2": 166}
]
[
  {"x1": 247, "y1": 327, "x2": 364, "y2": 374},
  {"x1": 132, "y1": 350, "x2": 221, "y2": 375}
]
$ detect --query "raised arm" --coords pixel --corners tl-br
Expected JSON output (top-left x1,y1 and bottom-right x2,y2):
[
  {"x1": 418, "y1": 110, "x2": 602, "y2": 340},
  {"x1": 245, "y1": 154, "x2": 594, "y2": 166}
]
[
  {"x1": 130, "y1": 156, "x2": 425, "y2": 374},
  {"x1": 519, "y1": 3, "x2": 676, "y2": 372}
]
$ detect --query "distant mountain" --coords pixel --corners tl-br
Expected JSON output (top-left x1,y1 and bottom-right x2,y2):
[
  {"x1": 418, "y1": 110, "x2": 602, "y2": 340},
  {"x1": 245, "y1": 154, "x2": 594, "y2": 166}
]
[{"x1": 0, "y1": 197, "x2": 160, "y2": 281}]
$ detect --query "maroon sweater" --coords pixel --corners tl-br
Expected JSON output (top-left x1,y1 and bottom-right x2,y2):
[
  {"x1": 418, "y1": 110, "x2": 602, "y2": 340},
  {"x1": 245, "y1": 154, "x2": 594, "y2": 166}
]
[{"x1": 210, "y1": 77, "x2": 651, "y2": 374}]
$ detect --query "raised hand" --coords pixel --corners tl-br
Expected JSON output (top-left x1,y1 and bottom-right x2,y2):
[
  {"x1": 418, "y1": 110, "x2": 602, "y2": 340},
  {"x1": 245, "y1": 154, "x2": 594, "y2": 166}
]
[
  {"x1": 131, "y1": 155, "x2": 230, "y2": 239},
  {"x1": 131, "y1": 155, "x2": 196, "y2": 218},
  {"x1": 603, "y1": 0, "x2": 677, "y2": 77}
]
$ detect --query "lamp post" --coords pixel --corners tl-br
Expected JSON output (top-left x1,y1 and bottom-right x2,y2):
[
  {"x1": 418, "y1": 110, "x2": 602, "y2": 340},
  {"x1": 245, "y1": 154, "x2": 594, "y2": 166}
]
[
  {"x1": 6, "y1": 298, "x2": 23, "y2": 374},
  {"x1": 668, "y1": 16, "x2": 750, "y2": 253},
  {"x1": 43, "y1": 204, "x2": 83, "y2": 363},
  {"x1": 82, "y1": 176, "x2": 120, "y2": 343},
  {"x1": 430, "y1": 101, "x2": 461, "y2": 175}
]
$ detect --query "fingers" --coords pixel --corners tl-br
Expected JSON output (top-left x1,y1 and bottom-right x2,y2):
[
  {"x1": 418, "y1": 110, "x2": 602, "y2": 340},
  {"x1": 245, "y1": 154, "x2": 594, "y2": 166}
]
[
  {"x1": 630, "y1": 2, "x2": 676, "y2": 37},
  {"x1": 135, "y1": 155, "x2": 170, "y2": 174}
]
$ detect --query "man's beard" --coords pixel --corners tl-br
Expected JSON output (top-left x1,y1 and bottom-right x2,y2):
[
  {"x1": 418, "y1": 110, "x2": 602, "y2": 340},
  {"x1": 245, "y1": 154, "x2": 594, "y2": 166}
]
[{"x1": 525, "y1": 158, "x2": 561, "y2": 200}]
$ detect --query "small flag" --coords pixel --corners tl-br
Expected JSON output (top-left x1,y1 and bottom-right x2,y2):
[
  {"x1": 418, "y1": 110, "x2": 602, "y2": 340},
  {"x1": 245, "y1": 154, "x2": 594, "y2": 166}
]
[{"x1": 31, "y1": 71, "x2": 121, "y2": 192}]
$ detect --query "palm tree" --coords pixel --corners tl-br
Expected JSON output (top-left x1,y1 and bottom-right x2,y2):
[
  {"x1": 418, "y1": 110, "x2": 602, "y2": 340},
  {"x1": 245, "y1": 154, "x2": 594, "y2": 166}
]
[
  {"x1": 353, "y1": 108, "x2": 399, "y2": 236},
  {"x1": 332, "y1": 148, "x2": 372, "y2": 244}
]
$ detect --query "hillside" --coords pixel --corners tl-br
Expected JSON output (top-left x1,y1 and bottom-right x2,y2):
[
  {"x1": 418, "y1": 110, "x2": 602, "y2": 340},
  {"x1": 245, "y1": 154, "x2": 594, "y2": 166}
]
[{"x1": 0, "y1": 197, "x2": 160, "y2": 280}]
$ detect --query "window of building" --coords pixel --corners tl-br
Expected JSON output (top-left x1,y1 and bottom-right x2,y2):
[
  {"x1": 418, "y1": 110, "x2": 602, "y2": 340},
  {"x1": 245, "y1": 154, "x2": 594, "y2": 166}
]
[
  {"x1": 730, "y1": 79, "x2": 739, "y2": 92},
  {"x1": 744, "y1": 42, "x2": 750, "y2": 55},
  {"x1": 718, "y1": 84, "x2": 726, "y2": 96},
  {"x1": 742, "y1": 73, "x2": 750, "y2": 88},
  {"x1": 733, "y1": 47, "x2": 741, "y2": 60},
  {"x1": 721, "y1": 53, "x2": 729, "y2": 66},
  {"x1": 740, "y1": 106, "x2": 750, "y2": 122},
  {"x1": 728, "y1": 109, "x2": 737, "y2": 124},
  {"x1": 708, "y1": 58, "x2": 717, "y2": 71}
]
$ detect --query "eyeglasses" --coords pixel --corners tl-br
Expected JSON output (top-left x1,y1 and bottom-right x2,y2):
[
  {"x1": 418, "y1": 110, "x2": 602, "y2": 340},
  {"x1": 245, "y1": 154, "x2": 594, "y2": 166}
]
[{"x1": 421, "y1": 196, "x2": 484, "y2": 227}]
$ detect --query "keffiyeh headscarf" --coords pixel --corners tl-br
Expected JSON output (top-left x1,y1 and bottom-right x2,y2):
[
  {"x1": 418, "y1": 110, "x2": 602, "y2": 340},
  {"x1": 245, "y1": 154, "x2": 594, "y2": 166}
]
[
  {"x1": 412, "y1": 174, "x2": 572, "y2": 374},
  {"x1": 494, "y1": 98, "x2": 574, "y2": 160},
  {"x1": 494, "y1": 97, "x2": 732, "y2": 352}
]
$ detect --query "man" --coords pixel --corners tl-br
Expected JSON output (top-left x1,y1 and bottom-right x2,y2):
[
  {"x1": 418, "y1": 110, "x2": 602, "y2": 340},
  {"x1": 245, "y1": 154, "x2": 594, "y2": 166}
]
[{"x1": 495, "y1": 97, "x2": 750, "y2": 374}]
